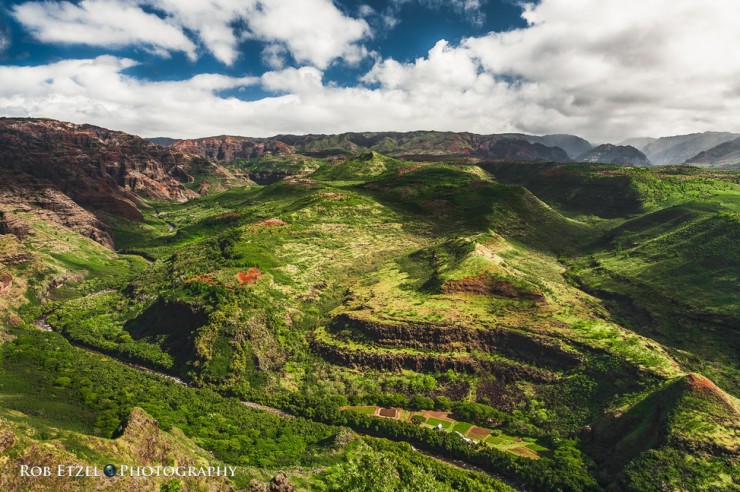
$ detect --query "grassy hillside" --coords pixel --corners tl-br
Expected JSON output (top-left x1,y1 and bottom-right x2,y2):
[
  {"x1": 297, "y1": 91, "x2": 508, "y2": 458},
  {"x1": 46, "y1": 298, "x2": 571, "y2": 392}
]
[{"x1": 2, "y1": 152, "x2": 738, "y2": 490}]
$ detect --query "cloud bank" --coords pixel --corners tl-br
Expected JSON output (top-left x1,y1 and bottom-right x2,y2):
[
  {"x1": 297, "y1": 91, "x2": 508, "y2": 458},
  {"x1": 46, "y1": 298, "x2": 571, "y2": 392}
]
[
  {"x1": 12, "y1": 0, "x2": 370, "y2": 67},
  {"x1": 3, "y1": 0, "x2": 740, "y2": 141}
]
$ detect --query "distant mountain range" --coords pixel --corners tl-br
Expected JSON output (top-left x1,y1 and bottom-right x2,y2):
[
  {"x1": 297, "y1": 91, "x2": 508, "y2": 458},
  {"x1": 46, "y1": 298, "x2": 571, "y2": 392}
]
[
  {"x1": 622, "y1": 131, "x2": 740, "y2": 167},
  {"x1": 685, "y1": 137, "x2": 740, "y2": 168},
  {"x1": 152, "y1": 129, "x2": 740, "y2": 168},
  {"x1": 173, "y1": 131, "x2": 573, "y2": 163}
]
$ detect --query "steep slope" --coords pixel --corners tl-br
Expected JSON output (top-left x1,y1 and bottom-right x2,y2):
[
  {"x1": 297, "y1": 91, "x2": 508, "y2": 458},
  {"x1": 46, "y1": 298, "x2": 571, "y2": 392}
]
[
  {"x1": 0, "y1": 118, "x2": 200, "y2": 221},
  {"x1": 3, "y1": 120, "x2": 739, "y2": 491},
  {"x1": 586, "y1": 373, "x2": 739, "y2": 490},
  {"x1": 0, "y1": 407, "x2": 236, "y2": 491},
  {"x1": 1, "y1": 171, "x2": 114, "y2": 248},
  {"x1": 481, "y1": 163, "x2": 739, "y2": 218},
  {"x1": 173, "y1": 134, "x2": 294, "y2": 161},
  {"x1": 577, "y1": 144, "x2": 651, "y2": 166},
  {"x1": 570, "y1": 203, "x2": 740, "y2": 393},
  {"x1": 641, "y1": 132, "x2": 740, "y2": 165},
  {"x1": 685, "y1": 136, "x2": 740, "y2": 168},
  {"x1": 480, "y1": 162, "x2": 645, "y2": 218}
]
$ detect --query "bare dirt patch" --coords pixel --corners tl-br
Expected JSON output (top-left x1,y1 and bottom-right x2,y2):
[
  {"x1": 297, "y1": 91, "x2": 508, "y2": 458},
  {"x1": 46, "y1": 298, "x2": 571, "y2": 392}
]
[
  {"x1": 468, "y1": 426, "x2": 492, "y2": 440},
  {"x1": 254, "y1": 218, "x2": 286, "y2": 227},
  {"x1": 185, "y1": 274, "x2": 216, "y2": 285},
  {"x1": 419, "y1": 410, "x2": 454, "y2": 421},
  {"x1": 378, "y1": 408, "x2": 400, "y2": 418}
]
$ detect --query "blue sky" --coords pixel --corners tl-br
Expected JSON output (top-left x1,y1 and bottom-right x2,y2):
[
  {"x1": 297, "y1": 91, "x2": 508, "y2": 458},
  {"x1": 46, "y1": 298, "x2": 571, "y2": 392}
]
[
  {"x1": 0, "y1": 0, "x2": 739, "y2": 140},
  {"x1": 0, "y1": 1, "x2": 526, "y2": 92}
]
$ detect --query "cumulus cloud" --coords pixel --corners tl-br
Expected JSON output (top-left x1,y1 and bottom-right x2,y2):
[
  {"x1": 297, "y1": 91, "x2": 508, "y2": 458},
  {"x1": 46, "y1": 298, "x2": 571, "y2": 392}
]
[
  {"x1": 11, "y1": 0, "x2": 197, "y2": 59},
  {"x1": 12, "y1": 0, "x2": 370, "y2": 67},
  {"x1": 363, "y1": 0, "x2": 740, "y2": 140},
  {"x1": 240, "y1": 0, "x2": 370, "y2": 68},
  {"x1": 3, "y1": 0, "x2": 740, "y2": 141},
  {"x1": 262, "y1": 67, "x2": 324, "y2": 94}
]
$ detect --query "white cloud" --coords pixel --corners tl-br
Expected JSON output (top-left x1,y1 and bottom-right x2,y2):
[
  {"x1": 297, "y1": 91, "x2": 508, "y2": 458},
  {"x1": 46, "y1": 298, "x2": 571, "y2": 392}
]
[
  {"x1": 262, "y1": 67, "x2": 323, "y2": 94},
  {"x1": 12, "y1": 0, "x2": 371, "y2": 67},
  {"x1": 240, "y1": 0, "x2": 370, "y2": 68},
  {"x1": 11, "y1": 0, "x2": 197, "y2": 59},
  {"x1": 3, "y1": 0, "x2": 740, "y2": 142},
  {"x1": 457, "y1": 0, "x2": 740, "y2": 139}
]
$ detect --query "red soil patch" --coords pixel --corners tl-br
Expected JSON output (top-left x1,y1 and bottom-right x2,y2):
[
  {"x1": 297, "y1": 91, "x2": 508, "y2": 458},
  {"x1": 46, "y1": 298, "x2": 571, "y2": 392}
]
[
  {"x1": 442, "y1": 273, "x2": 544, "y2": 302},
  {"x1": 685, "y1": 373, "x2": 738, "y2": 412},
  {"x1": 186, "y1": 274, "x2": 216, "y2": 285},
  {"x1": 236, "y1": 268, "x2": 264, "y2": 285},
  {"x1": 467, "y1": 426, "x2": 492, "y2": 440},
  {"x1": 378, "y1": 408, "x2": 400, "y2": 418},
  {"x1": 214, "y1": 212, "x2": 241, "y2": 220},
  {"x1": 254, "y1": 218, "x2": 286, "y2": 227}
]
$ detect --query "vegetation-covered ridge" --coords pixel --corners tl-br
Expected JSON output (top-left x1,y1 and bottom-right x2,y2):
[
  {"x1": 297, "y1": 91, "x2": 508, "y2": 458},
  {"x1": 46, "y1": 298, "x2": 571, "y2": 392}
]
[{"x1": 2, "y1": 123, "x2": 739, "y2": 491}]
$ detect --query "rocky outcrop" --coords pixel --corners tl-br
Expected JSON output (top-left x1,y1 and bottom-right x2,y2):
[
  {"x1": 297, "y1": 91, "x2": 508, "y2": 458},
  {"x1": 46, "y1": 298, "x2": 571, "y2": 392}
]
[
  {"x1": 441, "y1": 273, "x2": 545, "y2": 302},
  {"x1": 1, "y1": 408, "x2": 236, "y2": 491},
  {"x1": 330, "y1": 313, "x2": 582, "y2": 370},
  {"x1": 0, "y1": 171, "x2": 115, "y2": 248},
  {"x1": 311, "y1": 335, "x2": 556, "y2": 383},
  {"x1": 0, "y1": 273, "x2": 11, "y2": 295},
  {"x1": 173, "y1": 136, "x2": 294, "y2": 162},
  {"x1": 577, "y1": 144, "x2": 651, "y2": 166},
  {"x1": 0, "y1": 118, "x2": 199, "y2": 223}
]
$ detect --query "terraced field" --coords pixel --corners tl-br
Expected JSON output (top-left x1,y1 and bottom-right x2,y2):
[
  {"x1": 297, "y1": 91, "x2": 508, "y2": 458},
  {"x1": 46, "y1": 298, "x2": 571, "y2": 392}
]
[{"x1": 342, "y1": 405, "x2": 550, "y2": 459}]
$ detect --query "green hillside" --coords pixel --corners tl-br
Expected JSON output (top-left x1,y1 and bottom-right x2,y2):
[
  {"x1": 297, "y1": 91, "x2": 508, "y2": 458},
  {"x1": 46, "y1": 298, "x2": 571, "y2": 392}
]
[{"x1": 2, "y1": 152, "x2": 738, "y2": 491}]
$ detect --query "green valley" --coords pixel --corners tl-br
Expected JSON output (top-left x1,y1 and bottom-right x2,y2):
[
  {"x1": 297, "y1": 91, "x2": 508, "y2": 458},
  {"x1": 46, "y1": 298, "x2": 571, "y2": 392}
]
[{"x1": 1, "y1": 120, "x2": 738, "y2": 491}]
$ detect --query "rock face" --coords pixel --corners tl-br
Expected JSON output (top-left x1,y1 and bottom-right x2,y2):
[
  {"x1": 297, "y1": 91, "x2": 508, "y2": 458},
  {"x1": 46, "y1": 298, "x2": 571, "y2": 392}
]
[
  {"x1": 311, "y1": 335, "x2": 555, "y2": 382},
  {"x1": 174, "y1": 131, "x2": 573, "y2": 163},
  {"x1": 173, "y1": 136, "x2": 295, "y2": 162},
  {"x1": 0, "y1": 118, "x2": 199, "y2": 223},
  {"x1": 0, "y1": 171, "x2": 115, "y2": 248},
  {"x1": 577, "y1": 144, "x2": 651, "y2": 166},
  {"x1": 0, "y1": 273, "x2": 11, "y2": 295},
  {"x1": 0, "y1": 408, "x2": 237, "y2": 492},
  {"x1": 330, "y1": 313, "x2": 582, "y2": 370},
  {"x1": 441, "y1": 273, "x2": 545, "y2": 302},
  {"x1": 684, "y1": 136, "x2": 740, "y2": 169}
]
